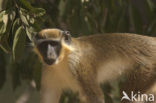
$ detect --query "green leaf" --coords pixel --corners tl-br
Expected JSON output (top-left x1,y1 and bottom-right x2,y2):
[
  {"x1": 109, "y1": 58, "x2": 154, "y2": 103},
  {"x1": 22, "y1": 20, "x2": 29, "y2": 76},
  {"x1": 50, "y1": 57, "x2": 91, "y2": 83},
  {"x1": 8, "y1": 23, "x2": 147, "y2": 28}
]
[
  {"x1": 0, "y1": 44, "x2": 9, "y2": 54},
  {"x1": 19, "y1": 0, "x2": 45, "y2": 17},
  {"x1": 0, "y1": 11, "x2": 6, "y2": 22},
  {"x1": 12, "y1": 19, "x2": 20, "y2": 37},
  {"x1": 32, "y1": 8, "x2": 46, "y2": 17},
  {"x1": 29, "y1": 17, "x2": 35, "y2": 24},
  {"x1": 19, "y1": 0, "x2": 34, "y2": 11},
  {"x1": 12, "y1": 26, "x2": 26, "y2": 61},
  {"x1": 26, "y1": 14, "x2": 30, "y2": 20},
  {"x1": 9, "y1": 11, "x2": 16, "y2": 21},
  {"x1": 0, "y1": 13, "x2": 8, "y2": 35},
  {"x1": 20, "y1": 13, "x2": 29, "y2": 26},
  {"x1": 0, "y1": 21, "x2": 6, "y2": 35},
  {"x1": 26, "y1": 27, "x2": 33, "y2": 41},
  {"x1": 3, "y1": 14, "x2": 8, "y2": 26}
]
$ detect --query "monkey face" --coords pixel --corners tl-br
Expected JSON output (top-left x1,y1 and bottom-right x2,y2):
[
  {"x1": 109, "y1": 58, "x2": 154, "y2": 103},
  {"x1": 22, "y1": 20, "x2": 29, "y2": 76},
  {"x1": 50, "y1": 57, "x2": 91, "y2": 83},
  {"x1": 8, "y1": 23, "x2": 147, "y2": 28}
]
[
  {"x1": 36, "y1": 39, "x2": 61, "y2": 65},
  {"x1": 33, "y1": 29, "x2": 72, "y2": 65}
]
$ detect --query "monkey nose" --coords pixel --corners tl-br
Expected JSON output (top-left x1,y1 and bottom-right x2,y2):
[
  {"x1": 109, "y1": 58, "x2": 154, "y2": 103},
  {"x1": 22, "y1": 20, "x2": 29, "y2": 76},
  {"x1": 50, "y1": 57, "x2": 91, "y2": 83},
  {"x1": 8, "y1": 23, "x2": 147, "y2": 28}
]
[{"x1": 47, "y1": 44, "x2": 57, "y2": 59}]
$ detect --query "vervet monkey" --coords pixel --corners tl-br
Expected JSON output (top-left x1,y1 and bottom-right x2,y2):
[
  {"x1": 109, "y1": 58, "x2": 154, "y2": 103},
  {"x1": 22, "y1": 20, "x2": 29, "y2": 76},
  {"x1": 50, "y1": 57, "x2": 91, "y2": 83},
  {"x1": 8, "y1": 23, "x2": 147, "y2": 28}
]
[{"x1": 33, "y1": 28, "x2": 156, "y2": 103}]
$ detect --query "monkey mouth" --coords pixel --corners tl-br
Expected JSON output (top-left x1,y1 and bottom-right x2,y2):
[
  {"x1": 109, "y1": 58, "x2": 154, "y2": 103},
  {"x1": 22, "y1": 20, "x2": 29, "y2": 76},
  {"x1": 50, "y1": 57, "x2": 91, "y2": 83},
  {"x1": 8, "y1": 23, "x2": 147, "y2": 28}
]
[{"x1": 43, "y1": 58, "x2": 55, "y2": 65}]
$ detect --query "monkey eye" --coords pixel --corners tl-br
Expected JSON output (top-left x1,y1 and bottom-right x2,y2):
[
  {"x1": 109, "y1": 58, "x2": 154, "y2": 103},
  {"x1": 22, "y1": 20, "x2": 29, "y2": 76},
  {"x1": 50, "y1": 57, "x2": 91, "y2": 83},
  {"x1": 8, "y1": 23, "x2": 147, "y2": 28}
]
[{"x1": 42, "y1": 40, "x2": 59, "y2": 46}]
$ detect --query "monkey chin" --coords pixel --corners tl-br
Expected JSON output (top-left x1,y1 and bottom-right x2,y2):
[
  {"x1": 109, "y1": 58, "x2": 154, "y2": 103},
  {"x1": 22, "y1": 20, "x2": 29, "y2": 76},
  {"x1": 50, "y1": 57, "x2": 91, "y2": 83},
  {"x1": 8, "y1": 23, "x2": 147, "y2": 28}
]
[
  {"x1": 43, "y1": 58, "x2": 55, "y2": 65},
  {"x1": 43, "y1": 58, "x2": 61, "y2": 66}
]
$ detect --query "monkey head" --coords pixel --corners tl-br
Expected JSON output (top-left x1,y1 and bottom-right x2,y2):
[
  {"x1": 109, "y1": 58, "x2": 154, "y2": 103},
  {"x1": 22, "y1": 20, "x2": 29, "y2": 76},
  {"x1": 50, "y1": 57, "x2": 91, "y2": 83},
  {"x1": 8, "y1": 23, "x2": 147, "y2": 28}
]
[{"x1": 33, "y1": 29, "x2": 72, "y2": 65}]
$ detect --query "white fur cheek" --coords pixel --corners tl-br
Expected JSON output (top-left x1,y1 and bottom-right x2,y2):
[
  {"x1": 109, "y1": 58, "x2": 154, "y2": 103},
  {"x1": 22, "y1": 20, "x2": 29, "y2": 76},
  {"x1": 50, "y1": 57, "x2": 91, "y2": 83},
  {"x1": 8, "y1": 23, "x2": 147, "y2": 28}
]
[
  {"x1": 54, "y1": 59, "x2": 59, "y2": 65},
  {"x1": 55, "y1": 53, "x2": 65, "y2": 65},
  {"x1": 62, "y1": 42, "x2": 75, "y2": 51}
]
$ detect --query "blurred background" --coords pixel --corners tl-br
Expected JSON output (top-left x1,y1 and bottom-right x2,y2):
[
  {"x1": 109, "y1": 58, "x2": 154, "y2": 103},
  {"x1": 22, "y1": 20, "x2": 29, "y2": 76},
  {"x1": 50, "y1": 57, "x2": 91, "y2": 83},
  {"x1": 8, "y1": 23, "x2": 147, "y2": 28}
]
[{"x1": 0, "y1": 0, "x2": 156, "y2": 103}]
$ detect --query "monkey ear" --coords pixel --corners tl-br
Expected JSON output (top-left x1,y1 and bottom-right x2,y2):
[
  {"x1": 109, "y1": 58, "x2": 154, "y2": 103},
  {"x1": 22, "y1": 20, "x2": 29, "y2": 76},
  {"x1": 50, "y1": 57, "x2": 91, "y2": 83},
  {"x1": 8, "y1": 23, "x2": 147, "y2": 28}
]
[
  {"x1": 62, "y1": 31, "x2": 72, "y2": 44},
  {"x1": 63, "y1": 31, "x2": 70, "y2": 36}
]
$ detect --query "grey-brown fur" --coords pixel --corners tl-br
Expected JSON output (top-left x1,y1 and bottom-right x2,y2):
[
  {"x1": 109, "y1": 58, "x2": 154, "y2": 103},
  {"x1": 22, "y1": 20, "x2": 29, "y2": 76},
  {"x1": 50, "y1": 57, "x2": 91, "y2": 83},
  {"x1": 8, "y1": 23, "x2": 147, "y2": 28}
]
[{"x1": 68, "y1": 33, "x2": 156, "y2": 103}]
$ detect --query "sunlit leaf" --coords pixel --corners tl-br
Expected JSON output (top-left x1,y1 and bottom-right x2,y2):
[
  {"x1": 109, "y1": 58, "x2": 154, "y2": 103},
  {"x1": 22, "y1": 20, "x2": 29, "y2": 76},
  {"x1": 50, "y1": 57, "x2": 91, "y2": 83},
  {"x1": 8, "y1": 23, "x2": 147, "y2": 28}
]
[
  {"x1": 0, "y1": 14, "x2": 8, "y2": 35},
  {"x1": 29, "y1": 17, "x2": 35, "y2": 24},
  {"x1": 3, "y1": 14, "x2": 8, "y2": 26},
  {"x1": 12, "y1": 18, "x2": 20, "y2": 37},
  {"x1": 26, "y1": 27, "x2": 33, "y2": 41},
  {"x1": 0, "y1": 10, "x2": 6, "y2": 22},
  {"x1": 9, "y1": 11, "x2": 16, "y2": 21},
  {"x1": 20, "y1": 13, "x2": 29, "y2": 26}
]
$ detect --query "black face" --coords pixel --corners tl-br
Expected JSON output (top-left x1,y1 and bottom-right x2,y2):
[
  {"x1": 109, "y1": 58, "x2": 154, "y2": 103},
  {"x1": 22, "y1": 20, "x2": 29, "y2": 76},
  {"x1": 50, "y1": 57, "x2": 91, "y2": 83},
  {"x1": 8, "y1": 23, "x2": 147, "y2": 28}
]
[
  {"x1": 33, "y1": 30, "x2": 71, "y2": 65},
  {"x1": 36, "y1": 40, "x2": 61, "y2": 65}
]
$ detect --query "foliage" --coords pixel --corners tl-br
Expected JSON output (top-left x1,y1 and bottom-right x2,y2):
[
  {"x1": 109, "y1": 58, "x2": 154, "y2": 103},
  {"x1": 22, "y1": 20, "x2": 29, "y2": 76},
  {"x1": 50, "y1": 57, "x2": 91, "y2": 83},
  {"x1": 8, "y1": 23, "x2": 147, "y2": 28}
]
[
  {"x1": 0, "y1": 0, "x2": 156, "y2": 103},
  {"x1": 0, "y1": 0, "x2": 44, "y2": 90}
]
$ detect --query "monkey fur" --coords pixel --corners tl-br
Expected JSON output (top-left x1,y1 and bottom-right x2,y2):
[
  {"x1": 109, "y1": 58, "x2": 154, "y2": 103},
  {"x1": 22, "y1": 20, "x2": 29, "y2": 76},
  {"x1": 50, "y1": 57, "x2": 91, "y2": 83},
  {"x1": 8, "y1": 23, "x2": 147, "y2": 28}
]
[{"x1": 33, "y1": 28, "x2": 156, "y2": 103}]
